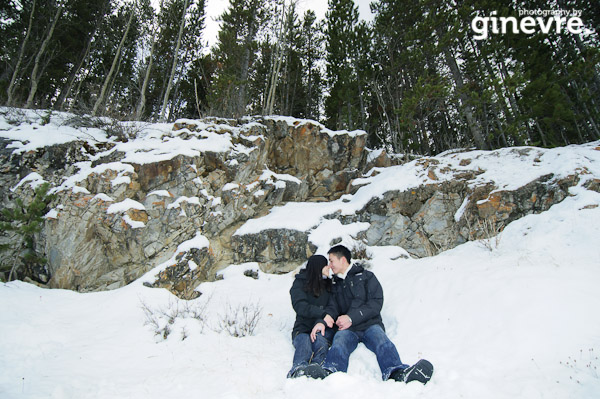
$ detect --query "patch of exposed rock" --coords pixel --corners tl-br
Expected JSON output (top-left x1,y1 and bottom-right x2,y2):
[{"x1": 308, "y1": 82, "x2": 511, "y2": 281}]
[{"x1": 2, "y1": 114, "x2": 598, "y2": 299}]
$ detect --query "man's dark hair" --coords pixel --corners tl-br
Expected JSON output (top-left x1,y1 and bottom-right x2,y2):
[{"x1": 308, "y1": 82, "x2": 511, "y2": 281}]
[{"x1": 328, "y1": 245, "x2": 352, "y2": 264}]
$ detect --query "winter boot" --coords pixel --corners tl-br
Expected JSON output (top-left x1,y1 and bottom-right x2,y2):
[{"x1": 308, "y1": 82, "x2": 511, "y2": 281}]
[
  {"x1": 391, "y1": 359, "x2": 434, "y2": 384},
  {"x1": 304, "y1": 363, "x2": 331, "y2": 379},
  {"x1": 288, "y1": 366, "x2": 307, "y2": 378}
]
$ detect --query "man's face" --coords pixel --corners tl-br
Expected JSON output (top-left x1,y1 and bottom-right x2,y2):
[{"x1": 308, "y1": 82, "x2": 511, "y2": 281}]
[{"x1": 328, "y1": 253, "x2": 348, "y2": 275}]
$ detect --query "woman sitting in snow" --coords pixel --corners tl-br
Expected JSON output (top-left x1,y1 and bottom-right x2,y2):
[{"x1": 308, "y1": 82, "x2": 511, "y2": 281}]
[{"x1": 287, "y1": 254, "x2": 335, "y2": 378}]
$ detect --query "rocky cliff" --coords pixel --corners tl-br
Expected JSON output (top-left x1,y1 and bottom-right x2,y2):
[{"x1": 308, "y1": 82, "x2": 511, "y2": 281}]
[{"x1": 1, "y1": 110, "x2": 598, "y2": 299}]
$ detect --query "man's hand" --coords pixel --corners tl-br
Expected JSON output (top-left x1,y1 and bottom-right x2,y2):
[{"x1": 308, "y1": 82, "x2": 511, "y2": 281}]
[
  {"x1": 324, "y1": 314, "x2": 334, "y2": 328},
  {"x1": 336, "y1": 315, "x2": 352, "y2": 330},
  {"x1": 311, "y1": 323, "x2": 326, "y2": 342}
]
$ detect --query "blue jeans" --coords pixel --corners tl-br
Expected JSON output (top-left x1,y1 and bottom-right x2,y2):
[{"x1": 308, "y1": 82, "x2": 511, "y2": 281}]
[
  {"x1": 287, "y1": 330, "x2": 334, "y2": 377},
  {"x1": 322, "y1": 324, "x2": 408, "y2": 380}
]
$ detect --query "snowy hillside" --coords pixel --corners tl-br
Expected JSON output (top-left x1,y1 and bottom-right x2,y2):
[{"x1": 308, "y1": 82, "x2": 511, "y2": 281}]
[{"x1": 1, "y1": 110, "x2": 600, "y2": 398}]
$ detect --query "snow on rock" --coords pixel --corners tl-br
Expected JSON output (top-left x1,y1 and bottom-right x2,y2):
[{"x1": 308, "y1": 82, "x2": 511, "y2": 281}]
[
  {"x1": 166, "y1": 196, "x2": 201, "y2": 210},
  {"x1": 140, "y1": 231, "x2": 210, "y2": 284},
  {"x1": 122, "y1": 215, "x2": 146, "y2": 229},
  {"x1": 260, "y1": 168, "x2": 302, "y2": 184},
  {"x1": 264, "y1": 115, "x2": 367, "y2": 138},
  {"x1": 0, "y1": 109, "x2": 108, "y2": 154},
  {"x1": 106, "y1": 198, "x2": 146, "y2": 214},
  {"x1": 92, "y1": 193, "x2": 114, "y2": 202},
  {"x1": 11, "y1": 172, "x2": 46, "y2": 191},
  {"x1": 147, "y1": 190, "x2": 172, "y2": 198}
]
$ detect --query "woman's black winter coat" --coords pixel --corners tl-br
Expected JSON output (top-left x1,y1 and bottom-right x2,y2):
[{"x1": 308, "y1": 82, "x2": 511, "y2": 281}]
[{"x1": 290, "y1": 269, "x2": 331, "y2": 339}]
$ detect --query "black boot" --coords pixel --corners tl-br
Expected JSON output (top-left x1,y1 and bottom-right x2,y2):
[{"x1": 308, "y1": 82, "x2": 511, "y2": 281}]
[
  {"x1": 390, "y1": 359, "x2": 434, "y2": 384},
  {"x1": 304, "y1": 364, "x2": 331, "y2": 379},
  {"x1": 390, "y1": 368, "x2": 406, "y2": 382},
  {"x1": 288, "y1": 366, "x2": 307, "y2": 378},
  {"x1": 404, "y1": 359, "x2": 434, "y2": 384}
]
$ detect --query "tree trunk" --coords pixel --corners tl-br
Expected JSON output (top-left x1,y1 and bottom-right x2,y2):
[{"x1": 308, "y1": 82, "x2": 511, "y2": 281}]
[
  {"x1": 55, "y1": 33, "x2": 94, "y2": 110},
  {"x1": 168, "y1": 46, "x2": 190, "y2": 120},
  {"x1": 136, "y1": 27, "x2": 159, "y2": 120},
  {"x1": 55, "y1": 0, "x2": 109, "y2": 111},
  {"x1": 264, "y1": 2, "x2": 287, "y2": 115},
  {"x1": 441, "y1": 46, "x2": 488, "y2": 150},
  {"x1": 356, "y1": 72, "x2": 366, "y2": 131},
  {"x1": 159, "y1": 0, "x2": 190, "y2": 122},
  {"x1": 92, "y1": 3, "x2": 136, "y2": 116},
  {"x1": 26, "y1": 2, "x2": 62, "y2": 109},
  {"x1": 237, "y1": 5, "x2": 258, "y2": 118},
  {"x1": 137, "y1": 0, "x2": 164, "y2": 120},
  {"x1": 6, "y1": 0, "x2": 36, "y2": 106}
]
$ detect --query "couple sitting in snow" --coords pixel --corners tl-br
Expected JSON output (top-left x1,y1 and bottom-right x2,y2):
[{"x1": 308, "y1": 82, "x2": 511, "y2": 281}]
[{"x1": 287, "y1": 244, "x2": 433, "y2": 383}]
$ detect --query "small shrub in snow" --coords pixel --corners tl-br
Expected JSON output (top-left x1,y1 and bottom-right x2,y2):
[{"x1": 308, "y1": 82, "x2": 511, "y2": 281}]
[
  {"x1": 429, "y1": 234, "x2": 456, "y2": 256},
  {"x1": 38, "y1": 110, "x2": 52, "y2": 126},
  {"x1": 140, "y1": 296, "x2": 209, "y2": 341},
  {"x1": 466, "y1": 215, "x2": 504, "y2": 251},
  {"x1": 558, "y1": 348, "x2": 599, "y2": 384},
  {"x1": 351, "y1": 241, "x2": 372, "y2": 262},
  {"x1": 216, "y1": 301, "x2": 262, "y2": 337}
]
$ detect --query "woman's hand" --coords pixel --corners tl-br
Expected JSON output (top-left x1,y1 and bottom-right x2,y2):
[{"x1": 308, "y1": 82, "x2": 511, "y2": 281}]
[
  {"x1": 324, "y1": 314, "x2": 334, "y2": 328},
  {"x1": 310, "y1": 322, "x2": 326, "y2": 342}
]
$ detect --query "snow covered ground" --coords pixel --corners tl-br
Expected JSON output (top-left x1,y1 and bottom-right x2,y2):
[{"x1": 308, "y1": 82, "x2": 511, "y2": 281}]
[
  {"x1": 2, "y1": 182, "x2": 600, "y2": 399},
  {"x1": 1, "y1": 109, "x2": 600, "y2": 398}
]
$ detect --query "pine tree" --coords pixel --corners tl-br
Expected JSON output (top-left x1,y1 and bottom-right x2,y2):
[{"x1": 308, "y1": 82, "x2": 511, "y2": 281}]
[
  {"x1": 25, "y1": 0, "x2": 63, "y2": 109},
  {"x1": 5, "y1": 0, "x2": 36, "y2": 106},
  {"x1": 135, "y1": 0, "x2": 164, "y2": 120},
  {"x1": 138, "y1": 0, "x2": 205, "y2": 121},
  {"x1": 0, "y1": 183, "x2": 56, "y2": 283},
  {"x1": 210, "y1": 0, "x2": 266, "y2": 117},
  {"x1": 299, "y1": 10, "x2": 324, "y2": 120},
  {"x1": 323, "y1": 0, "x2": 360, "y2": 130},
  {"x1": 158, "y1": 0, "x2": 191, "y2": 121},
  {"x1": 91, "y1": 1, "x2": 137, "y2": 116},
  {"x1": 54, "y1": 0, "x2": 112, "y2": 111}
]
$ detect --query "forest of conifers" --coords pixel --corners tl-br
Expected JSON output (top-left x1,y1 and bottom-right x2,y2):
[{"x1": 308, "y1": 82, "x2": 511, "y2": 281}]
[{"x1": 1, "y1": 0, "x2": 599, "y2": 154}]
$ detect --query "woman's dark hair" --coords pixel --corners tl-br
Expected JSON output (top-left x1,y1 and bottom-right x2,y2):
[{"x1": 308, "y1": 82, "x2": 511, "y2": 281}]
[{"x1": 304, "y1": 254, "x2": 331, "y2": 297}]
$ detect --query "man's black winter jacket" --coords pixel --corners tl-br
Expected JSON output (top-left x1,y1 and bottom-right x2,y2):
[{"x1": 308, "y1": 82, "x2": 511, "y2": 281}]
[
  {"x1": 290, "y1": 269, "x2": 332, "y2": 339},
  {"x1": 319, "y1": 263, "x2": 385, "y2": 332}
]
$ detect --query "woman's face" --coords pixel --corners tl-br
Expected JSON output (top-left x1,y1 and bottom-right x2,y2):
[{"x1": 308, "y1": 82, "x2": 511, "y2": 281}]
[{"x1": 321, "y1": 265, "x2": 332, "y2": 278}]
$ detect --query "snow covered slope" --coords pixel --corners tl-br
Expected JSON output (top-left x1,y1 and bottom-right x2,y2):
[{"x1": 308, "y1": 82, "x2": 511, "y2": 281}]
[
  {"x1": 1, "y1": 135, "x2": 600, "y2": 398},
  {"x1": 2, "y1": 109, "x2": 600, "y2": 397}
]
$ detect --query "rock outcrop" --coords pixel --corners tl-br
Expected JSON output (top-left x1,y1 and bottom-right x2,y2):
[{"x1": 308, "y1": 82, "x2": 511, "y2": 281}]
[
  {"x1": 1, "y1": 115, "x2": 370, "y2": 294},
  {"x1": 1, "y1": 112, "x2": 598, "y2": 298}
]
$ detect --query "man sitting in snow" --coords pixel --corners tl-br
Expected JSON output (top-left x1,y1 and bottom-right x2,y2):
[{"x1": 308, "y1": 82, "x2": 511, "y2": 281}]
[{"x1": 305, "y1": 245, "x2": 433, "y2": 383}]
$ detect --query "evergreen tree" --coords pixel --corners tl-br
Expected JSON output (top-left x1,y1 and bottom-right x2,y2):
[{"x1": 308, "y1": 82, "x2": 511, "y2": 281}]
[
  {"x1": 164, "y1": 0, "x2": 207, "y2": 120},
  {"x1": 0, "y1": 183, "x2": 55, "y2": 283},
  {"x1": 210, "y1": 0, "x2": 266, "y2": 117},
  {"x1": 54, "y1": 0, "x2": 112, "y2": 111},
  {"x1": 323, "y1": 0, "x2": 361, "y2": 130},
  {"x1": 140, "y1": 0, "x2": 205, "y2": 121},
  {"x1": 251, "y1": 4, "x2": 325, "y2": 120},
  {"x1": 299, "y1": 10, "x2": 324, "y2": 120}
]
